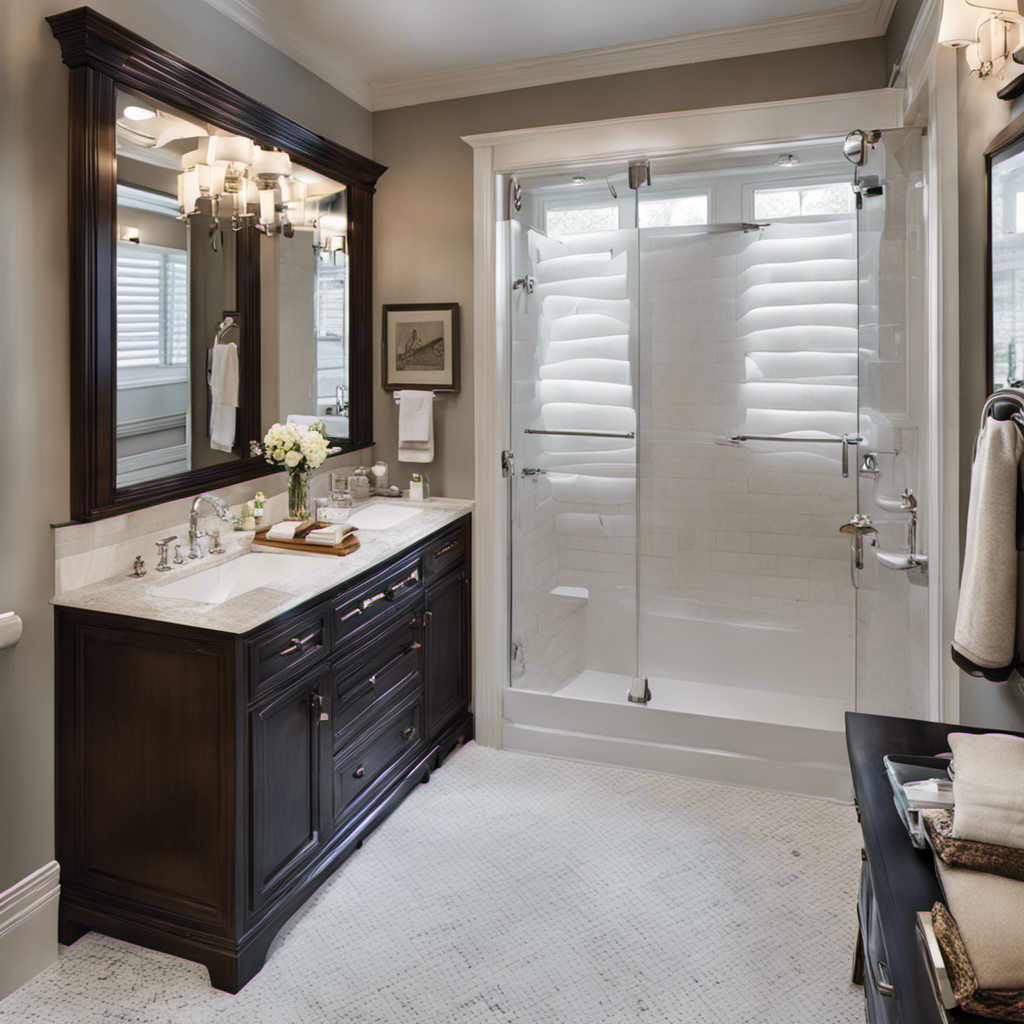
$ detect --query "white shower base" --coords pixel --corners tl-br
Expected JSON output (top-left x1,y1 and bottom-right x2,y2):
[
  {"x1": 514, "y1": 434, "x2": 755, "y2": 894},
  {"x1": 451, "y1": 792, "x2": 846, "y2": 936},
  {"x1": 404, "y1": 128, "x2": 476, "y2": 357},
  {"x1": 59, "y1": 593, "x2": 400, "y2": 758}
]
[{"x1": 503, "y1": 669, "x2": 852, "y2": 801}]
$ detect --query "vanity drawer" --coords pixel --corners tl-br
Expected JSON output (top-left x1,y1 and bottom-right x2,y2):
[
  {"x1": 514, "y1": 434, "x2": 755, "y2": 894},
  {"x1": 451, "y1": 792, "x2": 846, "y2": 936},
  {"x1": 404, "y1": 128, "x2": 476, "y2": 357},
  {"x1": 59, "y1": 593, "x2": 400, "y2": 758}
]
[
  {"x1": 248, "y1": 603, "x2": 331, "y2": 700},
  {"x1": 333, "y1": 614, "x2": 422, "y2": 749},
  {"x1": 331, "y1": 554, "x2": 423, "y2": 650},
  {"x1": 423, "y1": 525, "x2": 467, "y2": 579},
  {"x1": 332, "y1": 696, "x2": 423, "y2": 822}
]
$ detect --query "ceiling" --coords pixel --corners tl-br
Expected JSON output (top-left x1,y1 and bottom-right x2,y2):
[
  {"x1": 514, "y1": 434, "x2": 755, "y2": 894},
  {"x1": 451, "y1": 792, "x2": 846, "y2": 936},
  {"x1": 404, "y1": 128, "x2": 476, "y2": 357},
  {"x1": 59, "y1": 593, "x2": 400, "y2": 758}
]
[{"x1": 201, "y1": 0, "x2": 898, "y2": 111}]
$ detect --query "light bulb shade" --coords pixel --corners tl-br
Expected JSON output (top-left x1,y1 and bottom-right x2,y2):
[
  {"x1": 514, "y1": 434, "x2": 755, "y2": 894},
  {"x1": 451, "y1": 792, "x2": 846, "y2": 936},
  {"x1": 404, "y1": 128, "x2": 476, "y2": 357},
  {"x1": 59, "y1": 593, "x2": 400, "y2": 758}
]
[
  {"x1": 209, "y1": 163, "x2": 227, "y2": 198},
  {"x1": 965, "y1": 40, "x2": 984, "y2": 68},
  {"x1": 252, "y1": 147, "x2": 292, "y2": 182},
  {"x1": 207, "y1": 134, "x2": 254, "y2": 167},
  {"x1": 280, "y1": 177, "x2": 305, "y2": 206},
  {"x1": 181, "y1": 147, "x2": 204, "y2": 171},
  {"x1": 940, "y1": 0, "x2": 982, "y2": 45}
]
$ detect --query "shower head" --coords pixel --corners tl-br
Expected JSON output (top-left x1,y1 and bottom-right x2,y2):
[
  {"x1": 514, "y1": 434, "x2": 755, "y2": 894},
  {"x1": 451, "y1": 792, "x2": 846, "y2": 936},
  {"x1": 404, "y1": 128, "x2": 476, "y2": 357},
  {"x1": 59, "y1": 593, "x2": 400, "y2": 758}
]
[{"x1": 843, "y1": 129, "x2": 882, "y2": 166}]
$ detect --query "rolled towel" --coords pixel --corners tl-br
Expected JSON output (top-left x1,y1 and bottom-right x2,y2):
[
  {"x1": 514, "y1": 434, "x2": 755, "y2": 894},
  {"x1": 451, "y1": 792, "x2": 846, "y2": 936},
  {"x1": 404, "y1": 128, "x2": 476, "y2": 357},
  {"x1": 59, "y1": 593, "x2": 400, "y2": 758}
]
[
  {"x1": 952, "y1": 417, "x2": 1024, "y2": 679},
  {"x1": 950, "y1": 731, "x2": 1024, "y2": 848}
]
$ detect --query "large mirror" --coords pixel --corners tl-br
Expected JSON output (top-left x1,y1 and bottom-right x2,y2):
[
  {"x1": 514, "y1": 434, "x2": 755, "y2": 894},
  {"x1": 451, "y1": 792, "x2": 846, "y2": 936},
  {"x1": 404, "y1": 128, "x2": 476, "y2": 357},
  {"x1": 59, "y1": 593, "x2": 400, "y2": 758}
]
[
  {"x1": 989, "y1": 116, "x2": 1024, "y2": 390},
  {"x1": 49, "y1": 8, "x2": 384, "y2": 520}
]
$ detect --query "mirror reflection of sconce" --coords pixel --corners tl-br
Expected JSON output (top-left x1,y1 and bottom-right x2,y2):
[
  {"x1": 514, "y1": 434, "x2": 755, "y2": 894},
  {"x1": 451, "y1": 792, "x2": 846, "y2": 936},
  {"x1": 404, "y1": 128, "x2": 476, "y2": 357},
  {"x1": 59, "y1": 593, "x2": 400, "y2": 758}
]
[{"x1": 939, "y1": 0, "x2": 1024, "y2": 79}]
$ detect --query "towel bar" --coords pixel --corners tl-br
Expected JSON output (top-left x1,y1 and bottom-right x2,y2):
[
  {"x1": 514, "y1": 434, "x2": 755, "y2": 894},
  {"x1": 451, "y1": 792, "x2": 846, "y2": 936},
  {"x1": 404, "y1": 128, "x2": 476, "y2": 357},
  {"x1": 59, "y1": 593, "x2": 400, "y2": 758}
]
[{"x1": 720, "y1": 433, "x2": 864, "y2": 477}]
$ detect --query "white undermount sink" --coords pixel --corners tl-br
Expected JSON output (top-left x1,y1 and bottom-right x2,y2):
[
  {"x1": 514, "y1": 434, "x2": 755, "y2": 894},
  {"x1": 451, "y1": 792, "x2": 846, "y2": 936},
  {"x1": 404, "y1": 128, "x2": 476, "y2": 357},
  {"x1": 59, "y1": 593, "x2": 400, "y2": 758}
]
[
  {"x1": 346, "y1": 504, "x2": 423, "y2": 530},
  {"x1": 156, "y1": 553, "x2": 324, "y2": 604}
]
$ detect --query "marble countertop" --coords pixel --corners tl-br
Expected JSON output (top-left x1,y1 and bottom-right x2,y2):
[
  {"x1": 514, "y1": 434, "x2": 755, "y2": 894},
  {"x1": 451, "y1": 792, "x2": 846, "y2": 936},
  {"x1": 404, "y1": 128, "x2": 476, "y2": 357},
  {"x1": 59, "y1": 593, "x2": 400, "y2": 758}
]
[{"x1": 52, "y1": 498, "x2": 473, "y2": 635}]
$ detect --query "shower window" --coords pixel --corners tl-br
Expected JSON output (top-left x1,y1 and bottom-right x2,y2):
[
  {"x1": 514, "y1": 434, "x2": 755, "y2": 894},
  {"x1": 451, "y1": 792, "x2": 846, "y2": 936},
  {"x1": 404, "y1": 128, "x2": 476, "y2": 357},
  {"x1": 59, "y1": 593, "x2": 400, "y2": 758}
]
[
  {"x1": 750, "y1": 181, "x2": 855, "y2": 219},
  {"x1": 637, "y1": 191, "x2": 709, "y2": 228},
  {"x1": 544, "y1": 201, "x2": 619, "y2": 238}
]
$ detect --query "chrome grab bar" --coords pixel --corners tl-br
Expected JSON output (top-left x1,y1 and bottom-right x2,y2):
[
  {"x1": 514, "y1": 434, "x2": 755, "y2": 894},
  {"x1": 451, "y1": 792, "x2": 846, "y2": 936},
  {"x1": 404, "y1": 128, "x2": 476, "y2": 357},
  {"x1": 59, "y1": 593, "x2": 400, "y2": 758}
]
[
  {"x1": 721, "y1": 433, "x2": 864, "y2": 477},
  {"x1": 524, "y1": 428, "x2": 635, "y2": 440}
]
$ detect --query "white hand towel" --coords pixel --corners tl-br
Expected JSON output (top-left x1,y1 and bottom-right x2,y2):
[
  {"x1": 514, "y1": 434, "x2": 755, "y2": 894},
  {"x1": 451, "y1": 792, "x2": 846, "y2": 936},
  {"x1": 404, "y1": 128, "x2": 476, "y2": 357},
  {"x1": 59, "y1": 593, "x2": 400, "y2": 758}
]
[
  {"x1": 267, "y1": 521, "x2": 300, "y2": 541},
  {"x1": 398, "y1": 390, "x2": 434, "y2": 463},
  {"x1": 953, "y1": 418, "x2": 1023, "y2": 676},
  {"x1": 210, "y1": 342, "x2": 239, "y2": 452}
]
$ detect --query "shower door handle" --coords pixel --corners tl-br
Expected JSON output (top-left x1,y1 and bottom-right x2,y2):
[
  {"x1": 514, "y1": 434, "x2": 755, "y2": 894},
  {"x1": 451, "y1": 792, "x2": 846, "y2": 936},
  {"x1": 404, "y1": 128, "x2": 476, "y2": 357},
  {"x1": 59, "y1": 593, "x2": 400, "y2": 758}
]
[{"x1": 721, "y1": 434, "x2": 863, "y2": 477}]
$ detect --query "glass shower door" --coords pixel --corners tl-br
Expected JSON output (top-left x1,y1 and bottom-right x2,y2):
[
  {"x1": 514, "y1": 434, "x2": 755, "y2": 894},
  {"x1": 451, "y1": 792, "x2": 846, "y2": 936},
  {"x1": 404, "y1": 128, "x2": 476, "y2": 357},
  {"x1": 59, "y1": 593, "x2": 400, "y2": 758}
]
[
  {"x1": 507, "y1": 211, "x2": 640, "y2": 695},
  {"x1": 853, "y1": 128, "x2": 930, "y2": 718}
]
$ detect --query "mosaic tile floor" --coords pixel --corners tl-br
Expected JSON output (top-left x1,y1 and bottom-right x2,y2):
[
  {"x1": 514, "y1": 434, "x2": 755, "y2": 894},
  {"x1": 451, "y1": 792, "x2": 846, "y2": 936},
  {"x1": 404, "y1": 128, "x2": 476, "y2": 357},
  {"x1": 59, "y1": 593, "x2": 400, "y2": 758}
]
[{"x1": 0, "y1": 743, "x2": 863, "y2": 1023}]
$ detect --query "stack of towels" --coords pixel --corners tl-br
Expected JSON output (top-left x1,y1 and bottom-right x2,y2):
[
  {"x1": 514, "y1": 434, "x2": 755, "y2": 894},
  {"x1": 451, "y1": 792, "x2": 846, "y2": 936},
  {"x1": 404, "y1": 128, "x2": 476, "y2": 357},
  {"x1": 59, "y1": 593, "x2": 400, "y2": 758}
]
[
  {"x1": 265, "y1": 520, "x2": 353, "y2": 546},
  {"x1": 924, "y1": 732, "x2": 1024, "y2": 1020}
]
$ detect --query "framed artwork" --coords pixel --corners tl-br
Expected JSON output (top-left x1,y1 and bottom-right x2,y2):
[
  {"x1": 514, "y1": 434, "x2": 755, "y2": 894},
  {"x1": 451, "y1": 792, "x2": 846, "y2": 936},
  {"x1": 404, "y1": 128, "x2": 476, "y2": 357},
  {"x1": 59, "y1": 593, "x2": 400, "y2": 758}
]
[{"x1": 382, "y1": 302, "x2": 460, "y2": 392}]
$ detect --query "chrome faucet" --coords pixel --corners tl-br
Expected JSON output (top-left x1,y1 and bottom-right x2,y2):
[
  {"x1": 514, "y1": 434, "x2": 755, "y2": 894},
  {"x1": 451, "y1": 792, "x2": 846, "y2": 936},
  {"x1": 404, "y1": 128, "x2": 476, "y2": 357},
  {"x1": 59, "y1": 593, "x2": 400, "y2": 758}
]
[{"x1": 188, "y1": 493, "x2": 241, "y2": 559}]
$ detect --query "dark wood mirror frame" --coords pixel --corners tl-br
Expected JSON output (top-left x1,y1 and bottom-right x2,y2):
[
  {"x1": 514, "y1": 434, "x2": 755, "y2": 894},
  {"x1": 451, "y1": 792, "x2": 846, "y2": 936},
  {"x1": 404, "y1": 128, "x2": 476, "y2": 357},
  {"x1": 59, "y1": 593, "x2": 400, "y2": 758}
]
[{"x1": 48, "y1": 7, "x2": 386, "y2": 521}]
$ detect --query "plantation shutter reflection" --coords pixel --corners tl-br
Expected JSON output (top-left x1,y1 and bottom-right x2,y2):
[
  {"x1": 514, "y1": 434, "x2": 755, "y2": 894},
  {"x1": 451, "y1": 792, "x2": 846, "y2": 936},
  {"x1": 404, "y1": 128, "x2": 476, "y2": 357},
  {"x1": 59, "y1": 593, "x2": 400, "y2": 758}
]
[{"x1": 116, "y1": 243, "x2": 188, "y2": 369}]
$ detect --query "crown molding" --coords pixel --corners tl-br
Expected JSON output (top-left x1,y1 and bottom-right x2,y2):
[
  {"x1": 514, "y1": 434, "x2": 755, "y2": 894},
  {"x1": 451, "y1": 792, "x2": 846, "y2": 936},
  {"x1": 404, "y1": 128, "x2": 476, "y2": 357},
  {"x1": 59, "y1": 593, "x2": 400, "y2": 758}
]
[
  {"x1": 373, "y1": 0, "x2": 899, "y2": 110},
  {"x1": 199, "y1": 0, "x2": 897, "y2": 113},
  {"x1": 199, "y1": 0, "x2": 376, "y2": 109}
]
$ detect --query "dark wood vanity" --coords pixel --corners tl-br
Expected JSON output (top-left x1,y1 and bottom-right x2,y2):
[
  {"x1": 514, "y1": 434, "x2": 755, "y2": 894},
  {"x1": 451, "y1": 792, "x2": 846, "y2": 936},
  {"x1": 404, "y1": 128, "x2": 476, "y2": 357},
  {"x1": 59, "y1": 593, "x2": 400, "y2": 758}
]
[{"x1": 55, "y1": 516, "x2": 472, "y2": 992}]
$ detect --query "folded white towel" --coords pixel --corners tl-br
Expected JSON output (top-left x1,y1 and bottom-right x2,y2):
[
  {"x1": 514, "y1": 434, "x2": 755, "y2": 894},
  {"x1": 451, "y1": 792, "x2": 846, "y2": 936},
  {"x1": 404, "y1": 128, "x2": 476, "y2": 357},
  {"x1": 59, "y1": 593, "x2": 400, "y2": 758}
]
[
  {"x1": 950, "y1": 731, "x2": 1024, "y2": 848},
  {"x1": 398, "y1": 390, "x2": 434, "y2": 463},
  {"x1": 307, "y1": 524, "x2": 346, "y2": 546},
  {"x1": 267, "y1": 521, "x2": 300, "y2": 541},
  {"x1": 210, "y1": 342, "x2": 239, "y2": 452}
]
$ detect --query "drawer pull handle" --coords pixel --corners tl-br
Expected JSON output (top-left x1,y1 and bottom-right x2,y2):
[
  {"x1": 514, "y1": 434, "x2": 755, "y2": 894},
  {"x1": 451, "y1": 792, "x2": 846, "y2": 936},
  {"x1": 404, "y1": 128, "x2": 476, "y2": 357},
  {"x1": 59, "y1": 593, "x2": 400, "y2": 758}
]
[
  {"x1": 339, "y1": 607, "x2": 362, "y2": 622},
  {"x1": 870, "y1": 958, "x2": 895, "y2": 999},
  {"x1": 409, "y1": 641, "x2": 422, "y2": 650},
  {"x1": 353, "y1": 766, "x2": 365, "y2": 779},
  {"x1": 384, "y1": 570, "x2": 420, "y2": 602},
  {"x1": 433, "y1": 539, "x2": 460, "y2": 559},
  {"x1": 401, "y1": 726, "x2": 413, "y2": 739},
  {"x1": 311, "y1": 693, "x2": 329, "y2": 723},
  {"x1": 279, "y1": 629, "x2": 320, "y2": 657}
]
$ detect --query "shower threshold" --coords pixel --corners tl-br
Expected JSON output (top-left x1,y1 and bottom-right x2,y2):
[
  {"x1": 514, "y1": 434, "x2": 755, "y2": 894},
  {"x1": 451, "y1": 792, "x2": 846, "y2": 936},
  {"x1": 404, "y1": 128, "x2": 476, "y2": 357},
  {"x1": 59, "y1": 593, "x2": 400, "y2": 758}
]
[{"x1": 503, "y1": 670, "x2": 852, "y2": 801}]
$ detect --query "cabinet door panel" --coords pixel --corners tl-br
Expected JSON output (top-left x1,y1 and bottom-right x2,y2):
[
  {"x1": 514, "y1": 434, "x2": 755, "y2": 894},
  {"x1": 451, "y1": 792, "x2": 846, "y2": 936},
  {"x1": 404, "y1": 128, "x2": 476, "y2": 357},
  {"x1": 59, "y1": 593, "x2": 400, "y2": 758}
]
[
  {"x1": 425, "y1": 569, "x2": 469, "y2": 738},
  {"x1": 249, "y1": 666, "x2": 329, "y2": 913}
]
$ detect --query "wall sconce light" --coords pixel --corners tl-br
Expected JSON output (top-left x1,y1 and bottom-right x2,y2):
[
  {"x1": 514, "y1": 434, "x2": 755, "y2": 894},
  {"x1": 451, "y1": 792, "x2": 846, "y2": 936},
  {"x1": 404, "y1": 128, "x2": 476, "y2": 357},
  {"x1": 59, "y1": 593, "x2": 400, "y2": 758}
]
[
  {"x1": 120, "y1": 226, "x2": 140, "y2": 244},
  {"x1": 939, "y1": 0, "x2": 1023, "y2": 78}
]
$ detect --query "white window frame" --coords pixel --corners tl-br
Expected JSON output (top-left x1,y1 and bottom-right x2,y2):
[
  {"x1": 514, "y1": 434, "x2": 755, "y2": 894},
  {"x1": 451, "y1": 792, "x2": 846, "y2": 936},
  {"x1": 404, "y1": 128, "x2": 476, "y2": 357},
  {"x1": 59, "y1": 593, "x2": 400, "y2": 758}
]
[
  {"x1": 636, "y1": 187, "x2": 713, "y2": 228},
  {"x1": 540, "y1": 192, "x2": 621, "y2": 237},
  {"x1": 116, "y1": 239, "x2": 189, "y2": 385},
  {"x1": 742, "y1": 172, "x2": 856, "y2": 222}
]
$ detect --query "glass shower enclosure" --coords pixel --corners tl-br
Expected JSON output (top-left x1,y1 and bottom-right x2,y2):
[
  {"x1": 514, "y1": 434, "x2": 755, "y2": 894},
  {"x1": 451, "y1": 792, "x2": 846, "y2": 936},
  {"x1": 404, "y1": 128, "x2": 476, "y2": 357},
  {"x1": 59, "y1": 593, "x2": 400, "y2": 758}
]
[{"x1": 504, "y1": 129, "x2": 928, "y2": 794}]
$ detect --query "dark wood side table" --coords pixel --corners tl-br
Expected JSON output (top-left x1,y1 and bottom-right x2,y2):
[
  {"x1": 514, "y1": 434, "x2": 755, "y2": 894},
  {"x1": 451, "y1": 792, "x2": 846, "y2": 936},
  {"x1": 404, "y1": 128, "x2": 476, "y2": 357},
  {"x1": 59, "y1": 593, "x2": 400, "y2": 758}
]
[{"x1": 847, "y1": 711, "x2": 1024, "y2": 1024}]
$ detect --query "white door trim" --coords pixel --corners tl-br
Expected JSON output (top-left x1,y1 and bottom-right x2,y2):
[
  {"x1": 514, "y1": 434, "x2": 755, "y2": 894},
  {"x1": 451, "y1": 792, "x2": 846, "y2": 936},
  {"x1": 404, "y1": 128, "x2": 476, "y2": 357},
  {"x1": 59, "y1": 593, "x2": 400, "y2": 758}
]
[
  {"x1": 0, "y1": 861, "x2": 59, "y2": 1001},
  {"x1": 465, "y1": 87, "x2": 938, "y2": 748}
]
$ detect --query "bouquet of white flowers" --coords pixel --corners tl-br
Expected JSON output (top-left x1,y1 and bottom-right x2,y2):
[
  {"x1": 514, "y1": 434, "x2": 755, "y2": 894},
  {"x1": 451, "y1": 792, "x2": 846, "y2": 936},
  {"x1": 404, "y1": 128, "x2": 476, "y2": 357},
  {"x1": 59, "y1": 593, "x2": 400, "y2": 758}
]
[{"x1": 254, "y1": 421, "x2": 339, "y2": 518}]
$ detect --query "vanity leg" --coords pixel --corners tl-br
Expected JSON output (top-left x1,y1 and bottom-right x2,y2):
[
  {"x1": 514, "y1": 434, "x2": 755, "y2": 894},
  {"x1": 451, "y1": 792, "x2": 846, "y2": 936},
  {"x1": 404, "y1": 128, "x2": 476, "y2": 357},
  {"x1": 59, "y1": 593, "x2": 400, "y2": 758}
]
[
  {"x1": 58, "y1": 915, "x2": 91, "y2": 947},
  {"x1": 851, "y1": 924, "x2": 865, "y2": 986}
]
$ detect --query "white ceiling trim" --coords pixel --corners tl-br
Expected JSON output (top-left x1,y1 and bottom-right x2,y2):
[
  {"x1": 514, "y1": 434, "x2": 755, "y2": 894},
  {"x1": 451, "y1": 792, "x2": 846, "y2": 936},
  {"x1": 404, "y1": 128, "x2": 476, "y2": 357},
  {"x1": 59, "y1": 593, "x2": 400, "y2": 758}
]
[
  {"x1": 201, "y1": 0, "x2": 897, "y2": 113},
  {"x1": 373, "y1": 0, "x2": 899, "y2": 111},
  {"x1": 200, "y1": 0, "x2": 376, "y2": 109}
]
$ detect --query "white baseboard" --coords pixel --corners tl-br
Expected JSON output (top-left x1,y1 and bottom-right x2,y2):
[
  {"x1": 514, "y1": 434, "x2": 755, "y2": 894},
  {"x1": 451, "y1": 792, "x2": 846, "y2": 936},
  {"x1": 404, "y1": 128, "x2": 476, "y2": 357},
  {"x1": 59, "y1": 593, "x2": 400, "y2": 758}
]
[{"x1": 0, "y1": 862, "x2": 59, "y2": 1001}]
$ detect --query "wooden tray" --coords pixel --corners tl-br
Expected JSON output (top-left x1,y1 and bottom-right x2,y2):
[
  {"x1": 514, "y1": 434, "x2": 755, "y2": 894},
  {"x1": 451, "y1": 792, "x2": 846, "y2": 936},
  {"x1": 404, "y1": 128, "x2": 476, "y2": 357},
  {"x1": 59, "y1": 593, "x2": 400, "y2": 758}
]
[{"x1": 253, "y1": 522, "x2": 360, "y2": 557}]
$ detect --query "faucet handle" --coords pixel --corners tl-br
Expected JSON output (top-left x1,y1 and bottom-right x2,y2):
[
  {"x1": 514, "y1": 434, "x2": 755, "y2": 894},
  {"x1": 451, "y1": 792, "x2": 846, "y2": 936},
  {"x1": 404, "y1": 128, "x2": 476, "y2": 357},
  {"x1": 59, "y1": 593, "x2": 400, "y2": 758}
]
[
  {"x1": 155, "y1": 536, "x2": 177, "y2": 572},
  {"x1": 900, "y1": 488, "x2": 917, "y2": 511},
  {"x1": 208, "y1": 529, "x2": 225, "y2": 555},
  {"x1": 128, "y1": 555, "x2": 146, "y2": 578},
  {"x1": 173, "y1": 544, "x2": 185, "y2": 565}
]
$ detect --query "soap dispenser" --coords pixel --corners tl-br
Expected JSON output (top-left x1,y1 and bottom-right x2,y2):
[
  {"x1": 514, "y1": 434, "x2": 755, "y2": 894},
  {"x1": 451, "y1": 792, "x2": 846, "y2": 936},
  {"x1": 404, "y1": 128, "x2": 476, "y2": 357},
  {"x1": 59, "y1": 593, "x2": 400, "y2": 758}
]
[{"x1": 409, "y1": 473, "x2": 429, "y2": 502}]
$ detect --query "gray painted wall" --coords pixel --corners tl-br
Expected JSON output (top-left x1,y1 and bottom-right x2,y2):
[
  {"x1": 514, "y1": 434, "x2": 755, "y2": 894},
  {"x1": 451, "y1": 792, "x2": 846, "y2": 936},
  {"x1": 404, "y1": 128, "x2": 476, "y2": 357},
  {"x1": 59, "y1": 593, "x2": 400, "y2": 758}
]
[
  {"x1": 955, "y1": 61, "x2": 1024, "y2": 730},
  {"x1": 371, "y1": 38, "x2": 888, "y2": 500},
  {"x1": 0, "y1": 0, "x2": 372, "y2": 894},
  {"x1": 885, "y1": 0, "x2": 926, "y2": 79}
]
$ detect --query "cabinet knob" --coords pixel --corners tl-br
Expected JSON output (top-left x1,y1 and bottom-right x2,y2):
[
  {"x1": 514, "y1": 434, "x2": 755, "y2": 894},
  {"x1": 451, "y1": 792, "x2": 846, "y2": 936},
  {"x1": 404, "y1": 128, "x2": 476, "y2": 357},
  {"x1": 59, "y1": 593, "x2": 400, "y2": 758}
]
[
  {"x1": 401, "y1": 726, "x2": 413, "y2": 739},
  {"x1": 409, "y1": 641, "x2": 422, "y2": 650},
  {"x1": 353, "y1": 766, "x2": 365, "y2": 779}
]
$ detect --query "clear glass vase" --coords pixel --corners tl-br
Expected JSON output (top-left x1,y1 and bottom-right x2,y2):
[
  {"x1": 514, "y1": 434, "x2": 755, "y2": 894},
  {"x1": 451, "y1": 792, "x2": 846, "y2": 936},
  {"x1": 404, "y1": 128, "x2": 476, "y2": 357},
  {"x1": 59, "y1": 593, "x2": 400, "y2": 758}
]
[{"x1": 287, "y1": 467, "x2": 311, "y2": 519}]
